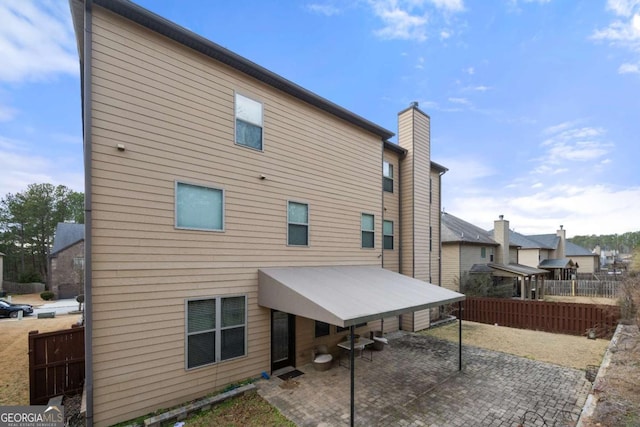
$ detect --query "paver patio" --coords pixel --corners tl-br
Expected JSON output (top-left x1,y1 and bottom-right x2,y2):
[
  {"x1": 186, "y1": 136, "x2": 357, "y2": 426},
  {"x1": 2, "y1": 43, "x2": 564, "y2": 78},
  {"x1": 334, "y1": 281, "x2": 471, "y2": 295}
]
[{"x1": 257, "y1": 331, "x2": 592, "y2": 426}]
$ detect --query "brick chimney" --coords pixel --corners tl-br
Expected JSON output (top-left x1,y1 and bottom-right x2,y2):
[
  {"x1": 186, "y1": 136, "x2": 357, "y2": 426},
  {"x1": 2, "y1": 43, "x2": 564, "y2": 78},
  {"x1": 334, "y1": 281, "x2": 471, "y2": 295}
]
[{"x1": 494, "y1": 215, "x2": 510, "y2": 265}]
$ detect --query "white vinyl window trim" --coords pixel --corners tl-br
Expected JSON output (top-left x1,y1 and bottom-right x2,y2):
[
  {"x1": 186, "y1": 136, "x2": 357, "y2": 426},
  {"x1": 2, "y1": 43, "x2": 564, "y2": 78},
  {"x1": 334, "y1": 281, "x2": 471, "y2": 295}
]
[
  {"x1": 235, "y1": 92, "x2": 264, "y2": 151},
  {"x1": 175, "y1": 181, "x2": 225, "y2": 232},
  {"x1": 361, "y1": 213, "x2": 375, "y2": 249},
  {"x1": 287, "y1": 200, "x2": 309, "y2": 246}
]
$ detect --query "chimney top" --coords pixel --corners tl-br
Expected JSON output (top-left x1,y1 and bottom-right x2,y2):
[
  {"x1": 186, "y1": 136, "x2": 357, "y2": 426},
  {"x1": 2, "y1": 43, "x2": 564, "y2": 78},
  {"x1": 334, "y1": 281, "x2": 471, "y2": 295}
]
[
  {"x1": 560, "y1": 225, "x2": 563, "y2": 230},
  {"x1": 410, "y1": 101, "x2": 419, "y2": 108},
  {"x1": 499, "y1": 215, "x2": 504, "y2": 220}
]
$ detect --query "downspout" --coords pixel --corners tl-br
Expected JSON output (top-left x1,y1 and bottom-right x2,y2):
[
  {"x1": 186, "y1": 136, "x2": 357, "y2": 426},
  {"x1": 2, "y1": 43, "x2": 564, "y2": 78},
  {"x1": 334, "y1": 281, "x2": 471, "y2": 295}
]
[
  {"x1": 397, "y1": 153, "x2": 403, "y2": 329},
  {"x1": 438, "y1": 169, "x2": 446, "y2": 287},
  {"x1": 380, "y1": 140, "x2": 384, "y2": 268},
  {"x1": 82, "y1": 1, "x2": 94, "y2": 425}
]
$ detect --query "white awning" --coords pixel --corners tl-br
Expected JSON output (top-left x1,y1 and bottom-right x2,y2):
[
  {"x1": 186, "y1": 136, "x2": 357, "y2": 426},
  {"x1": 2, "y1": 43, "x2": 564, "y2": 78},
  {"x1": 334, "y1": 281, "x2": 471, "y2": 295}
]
[{"x1": 258, "y1": 265, "x2": 465, "y2": 327}]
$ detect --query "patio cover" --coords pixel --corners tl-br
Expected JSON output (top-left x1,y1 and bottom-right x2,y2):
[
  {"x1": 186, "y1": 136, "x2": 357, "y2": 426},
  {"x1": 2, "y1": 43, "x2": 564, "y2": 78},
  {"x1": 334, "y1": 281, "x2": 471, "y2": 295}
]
[
  {"x1": 487, "y1": 262, "x2": 548, "y2": 277},
  {"x1": 258, "y1": 265, "x2": 465, "y2": 327}
]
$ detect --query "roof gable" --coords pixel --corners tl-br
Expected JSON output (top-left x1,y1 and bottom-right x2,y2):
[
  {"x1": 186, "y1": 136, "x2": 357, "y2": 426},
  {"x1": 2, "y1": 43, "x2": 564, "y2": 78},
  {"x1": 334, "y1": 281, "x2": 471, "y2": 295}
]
[
  {"x1": 442, "y1": 212, "x2": 497, "y2": 245},
  {"x1": 51, "y1": 223, "x2": 85, "y2": 254}
]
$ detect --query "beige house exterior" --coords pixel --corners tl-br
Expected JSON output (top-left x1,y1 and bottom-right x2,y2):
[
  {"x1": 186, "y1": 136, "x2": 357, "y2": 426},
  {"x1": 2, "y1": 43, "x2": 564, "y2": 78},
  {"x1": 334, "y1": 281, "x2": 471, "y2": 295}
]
[{"x1": 69, "y1": 1, "x2": 463, "y2": 425}]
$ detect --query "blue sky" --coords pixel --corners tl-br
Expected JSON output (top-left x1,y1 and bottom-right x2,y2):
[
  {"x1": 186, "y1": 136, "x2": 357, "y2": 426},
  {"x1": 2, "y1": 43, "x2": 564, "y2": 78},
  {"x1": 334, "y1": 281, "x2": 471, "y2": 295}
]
[{"x1": 1, "y1": 0, "x2": 638, "y2": 237}]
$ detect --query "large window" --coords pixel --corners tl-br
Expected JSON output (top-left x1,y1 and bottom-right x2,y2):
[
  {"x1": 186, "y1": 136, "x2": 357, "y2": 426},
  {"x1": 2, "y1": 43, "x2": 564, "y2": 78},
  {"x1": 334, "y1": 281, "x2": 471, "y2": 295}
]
[
  {"x1": 383, "y1": 220, "x2": 394, "y2": 250},
  {"x1": 288, "y1": 201, "x2": 308, "y2": 246},
  {"x1": 235, "y1": 93, "x2": 263, "y2": 150},
  {"x1": 176, "y1": 182, "x2": 224, "y2": 231},
  {"x1": 361, "y1": 213, "x2": 375, "y2": 248},
  {"x1": 383, "y1": 161, "x2": 393, "y2": 193},
  {"x1": 186, "y1": 296, "x2": 247, "y2": 369},
  {"x1": 481, "y1": 247, "x2": 486, "y2": 258}
]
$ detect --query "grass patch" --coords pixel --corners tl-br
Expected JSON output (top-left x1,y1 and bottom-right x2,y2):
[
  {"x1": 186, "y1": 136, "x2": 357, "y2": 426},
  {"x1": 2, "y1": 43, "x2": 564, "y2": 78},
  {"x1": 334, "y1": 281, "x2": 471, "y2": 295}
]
[{"x1": 184, "y1": 391, "x2": 294, "y2": 427}]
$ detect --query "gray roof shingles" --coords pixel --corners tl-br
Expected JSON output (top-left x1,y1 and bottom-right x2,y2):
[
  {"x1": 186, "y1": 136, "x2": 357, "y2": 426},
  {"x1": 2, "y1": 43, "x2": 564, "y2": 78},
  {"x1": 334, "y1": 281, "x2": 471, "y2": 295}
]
[
  {"x1": 51, "y1": 223, "x2": 85, "y2": 254},
  {"x1": 442, "y1": 212, "x2": 497, "y2": 245}
]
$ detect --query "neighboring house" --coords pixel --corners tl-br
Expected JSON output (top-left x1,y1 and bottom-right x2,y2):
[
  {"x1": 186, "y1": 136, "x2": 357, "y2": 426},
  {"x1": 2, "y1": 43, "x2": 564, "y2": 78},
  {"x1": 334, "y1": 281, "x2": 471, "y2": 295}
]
[
  {"x1": 49, "y1": 223, "x2": 85, "y2": 299},
  {"x1": 442, "y1": 213, "x2": 547, "y2": 298},
  {"x1": 69, "y1": 1, "x2": 464, "y2": 425}
]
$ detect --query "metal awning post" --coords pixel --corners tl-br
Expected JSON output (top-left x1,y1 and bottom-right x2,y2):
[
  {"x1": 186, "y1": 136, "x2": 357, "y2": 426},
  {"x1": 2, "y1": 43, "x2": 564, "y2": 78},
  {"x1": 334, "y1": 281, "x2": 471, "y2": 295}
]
[
  {"x1": 350, "y1": 325, "x2": 355, "y2": 427},
  {"x1": 458, "y1": 301, "x2": 462, "y2": 371}
]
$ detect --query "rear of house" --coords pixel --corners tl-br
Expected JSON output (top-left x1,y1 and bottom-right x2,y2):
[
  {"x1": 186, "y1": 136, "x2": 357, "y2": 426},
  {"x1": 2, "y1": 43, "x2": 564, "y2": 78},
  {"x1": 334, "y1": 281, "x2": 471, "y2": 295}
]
[{"x1": 69, "y1": 1, "x2": 461, "y2": 425}]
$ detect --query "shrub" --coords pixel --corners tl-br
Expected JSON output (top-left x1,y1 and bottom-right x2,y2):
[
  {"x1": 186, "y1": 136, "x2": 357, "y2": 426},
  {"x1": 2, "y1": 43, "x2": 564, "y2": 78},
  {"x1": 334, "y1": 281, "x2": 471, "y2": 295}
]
[
  {"x1": 455, "y1": 272, "x2": 513, "y2": 298},
  {"x1": 18, "y1": 271, "x2": 42, "y2": 283},
  {"x1": 618, "y1": 272, "x2": 640, "y2": 325},
  {"x1": 40, "y1": 291, "x2": 55, "y2": 301}
]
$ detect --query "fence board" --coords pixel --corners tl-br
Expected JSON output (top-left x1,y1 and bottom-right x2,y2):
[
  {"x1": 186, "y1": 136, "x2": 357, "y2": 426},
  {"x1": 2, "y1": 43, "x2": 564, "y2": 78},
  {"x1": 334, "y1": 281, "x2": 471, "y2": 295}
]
[
  {"x1": 545, "y1": 280, "x2": 620, "y2": 298},
  {"x1": 460, "y1": 298, "x2": 619, "y2": 338},
  {"x1": 29, "y1": 326, "x2": 85, "y2": 405}
]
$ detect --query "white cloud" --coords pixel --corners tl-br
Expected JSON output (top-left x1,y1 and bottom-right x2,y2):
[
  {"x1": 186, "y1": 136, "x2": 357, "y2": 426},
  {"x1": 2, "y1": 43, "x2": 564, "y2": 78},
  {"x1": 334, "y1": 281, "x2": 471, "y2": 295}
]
[
  {"x1": 465, "y1": 66, "x2": 475, "y2": 74},
  {"x1": 368, "y1": 0, "x2": 465, "y2": 42},
  {"x1": 618, "y1": 62, "x2": 640, "y2": 73},
  {"x1": 443, "y1": 183, "x2": 640, "y2": 236},
  {"x1": 538, "y1": 125, "x2": 612, "y2": 165},
  {"x1": 428, "y1": 0, "x2": 464, "y2": 13},
  {"x1": 463, "y1": 85, "x2": 492, "y2": 92},
  {"x1": 448, "y1": 97, "x2": 471, "y2": 105},
  {"x1": 307, "y1": 3, "x2": 341, "y2": 16},
  {"x1": 0, "y1": 136, "x2": 83, "y2": 195},
  {"x1": 0, "y1": 1, "x2": 78, "y2": 83},
  {"x1": 606, "y1": 0, "x2": 640, "y2": 17}
]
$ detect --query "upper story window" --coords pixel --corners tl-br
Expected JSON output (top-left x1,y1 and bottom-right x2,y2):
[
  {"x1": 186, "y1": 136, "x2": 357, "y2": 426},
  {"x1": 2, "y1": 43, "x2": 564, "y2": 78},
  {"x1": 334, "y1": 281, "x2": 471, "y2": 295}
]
[
  {"x1": 383, "y1": 220, "x2": 394, "y2": 250},
  {"x1": 73, "y1": 257, "x2": 85, "y2": 270},
  {"x1": 288, "y1": 201, "x2": 309, "y2": 246},
  {"x1": 176, "y1": 182, "x2": 224, "y2": 231},
  {"x1": 481, "y1": 247, "x2": 487, "y2": 258},
  {"x1": 235, "y1": 93, "x2": 263, "y2": 151},
  {"x1": 186, "y1": 295, "x2": 247, "y2": 369},
  {"x1": 361, "y1": 213, "x2": 375, "y2": 248},
  {"x1": 383, "y1": 161, "x2": 393, "y2": 193}
]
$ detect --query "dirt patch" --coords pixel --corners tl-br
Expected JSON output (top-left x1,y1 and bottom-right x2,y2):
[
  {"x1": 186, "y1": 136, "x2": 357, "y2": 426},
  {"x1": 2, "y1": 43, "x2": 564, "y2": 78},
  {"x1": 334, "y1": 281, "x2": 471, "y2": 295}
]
[
  {"x1": 422, "y1": 320, "x2": 609, "y2": 370},
  {"x1": 7, "y1": 293, "x2": 50, "y2": 307},
  {"x1": 581, "y1": 324, "x2": 640, "y2": 427},
  {"x1": 0, "y1": 314, "x2": 82, "y2": 406}
]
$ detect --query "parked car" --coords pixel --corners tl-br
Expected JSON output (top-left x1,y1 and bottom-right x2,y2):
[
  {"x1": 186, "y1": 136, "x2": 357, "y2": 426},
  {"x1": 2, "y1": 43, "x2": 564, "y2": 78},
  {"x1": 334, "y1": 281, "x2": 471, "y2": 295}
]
[{"x1": 0, "y1": 299, "x2": 34, "y2": 318}]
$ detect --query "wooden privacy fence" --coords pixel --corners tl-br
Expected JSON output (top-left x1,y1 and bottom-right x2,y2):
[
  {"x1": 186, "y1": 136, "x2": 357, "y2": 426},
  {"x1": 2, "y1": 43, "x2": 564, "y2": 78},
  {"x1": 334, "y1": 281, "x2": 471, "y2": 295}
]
[
  {"x1": 545, "y1": 280, "x2": 621, "y2": 298},
  {"x1": 29, "y1": 325, "x2": 85, "y2": 405},
  {"x1": 461, "y1": 297, "x2": 620, "y2": 338}
]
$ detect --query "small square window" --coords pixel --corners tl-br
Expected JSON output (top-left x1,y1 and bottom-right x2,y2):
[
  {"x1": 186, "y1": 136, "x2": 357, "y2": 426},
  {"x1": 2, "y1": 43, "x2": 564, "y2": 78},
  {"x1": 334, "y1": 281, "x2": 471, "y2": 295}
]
[
  {"x1": 235, "y1": 93, "x2": 263, "y2": 150},
  {"x1": 288, "y1": 201, "x2": 308, "y2": 246},
  {"x1": 383, "y1": 161, "x2": 393, "y2": 193},
  {"x1": 176, "y1": 182, "x2": 224, "y2": 231},
  {"x1": 73, "y1": 257, "x2": 85, "y2": 270},
  {"x1": 361, "y1": 213, "x2": 374, "y2": 249},
  {"x1": 383, "y1": 220, "x2": 394, "y2": 250}
]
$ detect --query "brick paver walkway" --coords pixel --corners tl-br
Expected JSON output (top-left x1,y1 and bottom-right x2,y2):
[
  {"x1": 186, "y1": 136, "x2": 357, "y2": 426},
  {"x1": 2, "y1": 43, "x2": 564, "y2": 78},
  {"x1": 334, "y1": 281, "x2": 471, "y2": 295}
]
[{"x1": 258, "y1": 332, "x2": 591, "y2": 426}]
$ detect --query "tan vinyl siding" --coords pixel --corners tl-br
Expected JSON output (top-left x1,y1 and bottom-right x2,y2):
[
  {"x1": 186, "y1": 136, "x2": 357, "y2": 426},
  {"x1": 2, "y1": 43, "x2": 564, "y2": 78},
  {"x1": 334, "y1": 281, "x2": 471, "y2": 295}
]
[
  {"x1": 413, "y1": 308, "x2": 431, "y2": 331},
  {"x1": 382, "y1": 150, "x2": 400, "y2": 273},
  {"x1": 90, "y1": 8, "x2": 383, "y2": 425},
  {"x1": 509, "y1": 247, "x2": 518, "y2": 264},
  {"x1": 442, "y1": 243, "x2": 461, "y2": 291},
  {"x1": 398, "y1": 111, "x2": 414, "y2": 276},
  {"x1": 411, "y1": 112, "x2": 431, "y2": 282}
]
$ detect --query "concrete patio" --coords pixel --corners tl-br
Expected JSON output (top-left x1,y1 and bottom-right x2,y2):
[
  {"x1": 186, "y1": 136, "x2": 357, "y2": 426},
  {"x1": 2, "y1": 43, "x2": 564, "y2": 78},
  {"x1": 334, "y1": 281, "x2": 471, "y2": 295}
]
[{"x1": 257, "y1": 331, "x2": 591, "y2": 426}]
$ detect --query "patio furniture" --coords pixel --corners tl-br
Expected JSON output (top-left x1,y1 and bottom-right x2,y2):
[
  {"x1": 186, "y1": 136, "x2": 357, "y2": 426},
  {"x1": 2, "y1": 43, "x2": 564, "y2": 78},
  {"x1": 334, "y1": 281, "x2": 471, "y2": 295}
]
[
  {"x1": 312, "y1": 345, "x2": 333, "y2": 371},
  {"x1": 337, "y1": 337, "x2": 374, "y2": 368}
]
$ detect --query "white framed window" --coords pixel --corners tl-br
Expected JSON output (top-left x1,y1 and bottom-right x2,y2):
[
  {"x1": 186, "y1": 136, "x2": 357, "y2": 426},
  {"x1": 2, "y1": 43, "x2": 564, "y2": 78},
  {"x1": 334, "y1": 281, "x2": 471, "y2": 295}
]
[
  {"x1": 383, "y1": 220, "x2": 394, "y2": 250},
  {"x1": 361, "y1": 213, "x2": 375, "y2": 249},
  {"x1": 288, "y1": 201, "x2": 309, "y2": 246},
  {"x1": 186, "y1": 295, "x2": 247, "y2": 369},
  {"x1": 383, "y1": 161, "x2": 393, "y2": 193},
  {"x1": 175, "y1": 182, "x2": 224, "y2": 231},
  {"x1": 235, "y1": 93, "x2": 263, "y2": 150}
]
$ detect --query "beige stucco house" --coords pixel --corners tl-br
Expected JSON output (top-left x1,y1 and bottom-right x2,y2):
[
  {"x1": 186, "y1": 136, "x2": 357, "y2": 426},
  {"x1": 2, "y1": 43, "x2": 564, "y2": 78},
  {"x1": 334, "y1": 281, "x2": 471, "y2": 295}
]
[{"x1": 69, "y1": 0, "x2": 463, "y2": 425}]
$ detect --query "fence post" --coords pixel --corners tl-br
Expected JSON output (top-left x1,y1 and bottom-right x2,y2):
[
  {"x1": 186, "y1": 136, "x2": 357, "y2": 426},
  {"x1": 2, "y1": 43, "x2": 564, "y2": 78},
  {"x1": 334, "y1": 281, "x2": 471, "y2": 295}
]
[{"x1": 571, "y1": 280, "x2": 575, "y2": 296}]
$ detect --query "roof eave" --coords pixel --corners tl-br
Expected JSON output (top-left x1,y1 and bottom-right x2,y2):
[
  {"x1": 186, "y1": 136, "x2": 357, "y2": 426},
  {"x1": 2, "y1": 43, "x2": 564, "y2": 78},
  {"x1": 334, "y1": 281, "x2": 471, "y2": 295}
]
[{"x1": 91, "y1": 0, "x2": 394, "y2": 140}]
